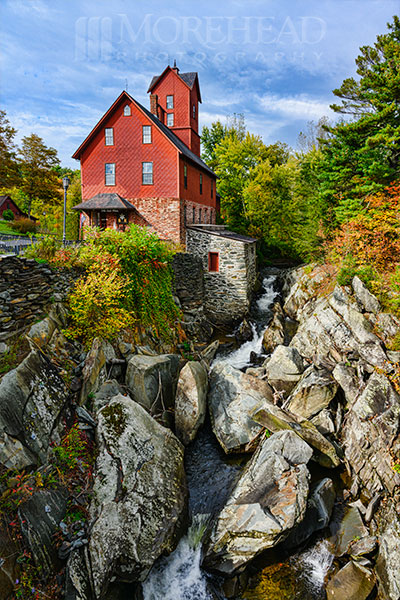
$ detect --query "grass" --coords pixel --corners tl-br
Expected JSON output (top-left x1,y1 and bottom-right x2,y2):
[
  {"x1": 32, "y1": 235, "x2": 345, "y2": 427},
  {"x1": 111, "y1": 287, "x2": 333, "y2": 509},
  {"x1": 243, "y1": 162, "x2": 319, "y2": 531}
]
[{"x1": 0, "y1": 220, "x2": 27, "y2": 236}]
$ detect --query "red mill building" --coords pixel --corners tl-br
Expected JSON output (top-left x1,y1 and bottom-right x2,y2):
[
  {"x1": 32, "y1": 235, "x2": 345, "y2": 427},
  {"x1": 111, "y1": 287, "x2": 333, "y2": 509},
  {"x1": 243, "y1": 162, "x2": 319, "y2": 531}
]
[
  {"x1": 72, "y1": 63, "x2": 257, "y2": 324},
  {"x1": 72, "y1": 63, "x2": 217, "y2": 245}
]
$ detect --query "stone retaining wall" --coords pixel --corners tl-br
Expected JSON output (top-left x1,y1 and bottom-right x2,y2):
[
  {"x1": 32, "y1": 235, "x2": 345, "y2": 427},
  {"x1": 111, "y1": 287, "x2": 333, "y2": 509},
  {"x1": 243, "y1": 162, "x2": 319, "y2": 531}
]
[
  {"x1": 172, "y1": 252, "x2": 205, "y2": 315},
  {"x1": 0, "y1": 256, "x2": 78, "y2": 342}
]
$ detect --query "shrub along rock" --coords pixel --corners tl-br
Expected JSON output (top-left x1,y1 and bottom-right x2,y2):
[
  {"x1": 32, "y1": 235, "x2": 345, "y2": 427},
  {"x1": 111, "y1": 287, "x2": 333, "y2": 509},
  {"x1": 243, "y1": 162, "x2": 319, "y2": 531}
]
[
  {"x1": 175, "y1": 360, "x2": 208, "y2": 445},
  {"x1": 203, "y1": 431, "x2": 312, "y2": 575},
  {"x1": 68, "y1": 394, "x2": 188, "y2": 598},
  {"x1": 0, "y1": 349, "x2": 69, "y2": 469},
  {"x1": 208, "y1": 362, "x2": 275, "y2": 454}
]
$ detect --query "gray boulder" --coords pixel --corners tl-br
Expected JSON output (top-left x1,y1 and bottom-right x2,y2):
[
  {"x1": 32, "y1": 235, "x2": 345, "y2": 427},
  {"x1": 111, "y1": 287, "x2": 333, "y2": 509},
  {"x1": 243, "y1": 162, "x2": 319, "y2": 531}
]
[
  {"x1": 252, "y1": 404, "x2": 340, "y2": 468},
  {"x1": 175, "y1": 361, "x2": 208, "y2": 445},
  {"x1": 262, "y1": 303, "x2": 285, "y2": 354},
  {"x1": 334, "y1": 505, "x2": 368, "y2": 557},
  {"x1": 342, "y1": 372, "x2": 400, "y2": 494},
  {"x1": 311, "y1": 409, "x2": 336, "y2": 435},
  {"x1": 125, "y1": 354, "x2": 180, "y2": 419},
  {"x1": 376, "y1": 498, "x2": 400, "y2": 600},
  {"x1": 203, "y1": 431, "x2": 312, "y2": 574},
  {"x1": 284, "y1": 478, "x2": 335, "y2": 549},
  {"x1": 92, "y1": 379, "x2": 125, "y2": 413},
  {"x1": 76, "y1": 394, "x2": 187, "y2": 597},
  {"x1": 19, "y1": 487, "x2": 68, "y2": 576},
  {"x1": 0, "y1": 350, "x2": 69, "y2": 469},
  {"x1": 80, "y1": 338, "x2": 116, "y2": 404},
  {"x1": 208, "y1": 362, "x2": 274, "y2": 454},
  {"x1": 286, "y1": 365, "x2": 338, "y2": 419},
  {"x1": 290, "y1": 287, "x2": 388, "y2": 369},
  {"x1": 352, "y1": 276, "x2": 381, "y2": 314},
  {"x1": 265, "y1": 345, "x2": 305, "y2": 396},
  {"x1": 326, "y1": 561, "x2": 375, "y2": 600}
]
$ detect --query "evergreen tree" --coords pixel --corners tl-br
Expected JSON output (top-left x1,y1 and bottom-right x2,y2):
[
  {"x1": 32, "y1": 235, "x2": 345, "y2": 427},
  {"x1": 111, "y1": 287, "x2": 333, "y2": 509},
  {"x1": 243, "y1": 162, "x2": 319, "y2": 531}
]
[{"x1": 319, "y1": 16, "x2": 400, "y2": 225}]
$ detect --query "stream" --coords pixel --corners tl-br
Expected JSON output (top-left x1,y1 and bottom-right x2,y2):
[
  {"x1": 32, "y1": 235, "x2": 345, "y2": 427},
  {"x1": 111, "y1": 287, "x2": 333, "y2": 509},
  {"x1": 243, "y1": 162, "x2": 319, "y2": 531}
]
[{"x1": 142, "y1": 271, "x2": 335, "y2": 600}]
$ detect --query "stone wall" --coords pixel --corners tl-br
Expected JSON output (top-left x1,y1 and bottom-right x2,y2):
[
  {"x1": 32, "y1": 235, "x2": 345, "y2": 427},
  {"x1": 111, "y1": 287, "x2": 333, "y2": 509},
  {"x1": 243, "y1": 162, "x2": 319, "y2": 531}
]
[
  {"x1": 186, "y1": 227, "x2": 257, "y2": 325},
  {"x1": 0, "y1": 256, "x2": 78, "y2": 342},
  {"x1": 172, "y1": 252, "x2": 204, "y2": 315}
]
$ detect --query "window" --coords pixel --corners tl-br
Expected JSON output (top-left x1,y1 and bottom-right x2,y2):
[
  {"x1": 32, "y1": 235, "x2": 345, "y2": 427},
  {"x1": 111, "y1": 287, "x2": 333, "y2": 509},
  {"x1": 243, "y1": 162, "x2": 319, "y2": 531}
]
[
  {"x1": 166, "y1": 95, "x2": 174, "y2": 109},
  {"x1": 200, "y1": 173, "x2": 203, "y2": 195},
  {"x1": 142, "y1": 125, "x2": 152, "y2": 144},
  {"x1": 105, "y1": 128, "x2": 114, "y2": 146},
  {"x1": 211, "y1": 179, "x2": 214, "y2": 198},
  {"x1": 192, "y1": 207, "x2": 195, "y2": 222},
  {"x1": 142, "y1": 162, "x2": 153, "y2": 185},
  {"x1": 193, "y1": 104, "x2": 196, "y2": 119},
  {"x1": 105, "y1": 163, "x2": 115, "y2": 185},
  {"x1": 123, "y1": 105, "x2": 131, "y2": 116},
  {"x1": 208, "y1": 252, "x2": 219, "y2": 272},
  {"x1": 167, "y1": 113, "x2": 174, "y2": 127},
  {"x1": 184, "y1": 165, "x2": 188, "y2": 189},
  {"x1": 199, "y1": 208, "x2": 202, "y2": 223}
]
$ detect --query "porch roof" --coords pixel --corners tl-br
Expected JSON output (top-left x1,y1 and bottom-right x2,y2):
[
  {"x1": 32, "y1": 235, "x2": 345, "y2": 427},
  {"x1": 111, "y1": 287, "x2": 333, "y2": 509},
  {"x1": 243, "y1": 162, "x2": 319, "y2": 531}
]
[{"x1": 72, "y1": 193, "x2": 138, "y2": 211}]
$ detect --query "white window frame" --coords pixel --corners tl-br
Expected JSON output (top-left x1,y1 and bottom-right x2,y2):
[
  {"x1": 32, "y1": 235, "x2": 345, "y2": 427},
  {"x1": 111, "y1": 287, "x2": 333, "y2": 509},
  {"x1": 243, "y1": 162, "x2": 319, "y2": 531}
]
[
  {"x1": 167, "y1": 113, "x2": 174, "y2": 127},
  {"x1": 142, "y1": 162, "x2": 153, "y2": 185},
  {"x1": 166, "y1": 95, "x2": 174, "y2": 109},
  {"x1": 105, "y1": 128, "x2": 114, "y2": 146},
  {"x1": 142, "y1": 125, "x2": 152, "y2": 144},
  {"x1": 123, "y1": 104, "x2": 131, "y2": 116},
  {"x1": 105, "y1": 163, "x2": 115, "y2": 186}
]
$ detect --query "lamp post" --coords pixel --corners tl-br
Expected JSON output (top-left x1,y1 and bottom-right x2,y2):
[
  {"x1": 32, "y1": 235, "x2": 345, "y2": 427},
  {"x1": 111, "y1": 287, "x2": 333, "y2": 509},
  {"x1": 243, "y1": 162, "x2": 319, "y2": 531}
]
[{"x1": 62, "y1": 176, "x2": 70, "y2": 246}]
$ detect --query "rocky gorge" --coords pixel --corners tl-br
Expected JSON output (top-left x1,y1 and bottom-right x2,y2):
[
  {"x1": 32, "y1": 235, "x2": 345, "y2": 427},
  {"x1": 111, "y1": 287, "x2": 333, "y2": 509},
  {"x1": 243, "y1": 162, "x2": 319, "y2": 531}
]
[{"x1": 0, "y1": 263, "x2": 399, "y2": 599}]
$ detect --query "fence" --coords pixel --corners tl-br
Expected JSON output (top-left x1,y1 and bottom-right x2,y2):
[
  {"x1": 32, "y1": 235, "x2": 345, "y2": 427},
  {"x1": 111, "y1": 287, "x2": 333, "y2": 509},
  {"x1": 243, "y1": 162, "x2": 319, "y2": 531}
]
[{"x1": 0, "y1": 235, "x2": 78, "y2": 256}]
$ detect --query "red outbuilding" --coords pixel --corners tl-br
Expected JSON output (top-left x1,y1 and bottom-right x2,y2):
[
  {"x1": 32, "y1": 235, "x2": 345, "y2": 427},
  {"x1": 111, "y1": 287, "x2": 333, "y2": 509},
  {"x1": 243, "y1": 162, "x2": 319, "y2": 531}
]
[{"x1": 72, "y1": 64, "x2": 217, "y2": 245}]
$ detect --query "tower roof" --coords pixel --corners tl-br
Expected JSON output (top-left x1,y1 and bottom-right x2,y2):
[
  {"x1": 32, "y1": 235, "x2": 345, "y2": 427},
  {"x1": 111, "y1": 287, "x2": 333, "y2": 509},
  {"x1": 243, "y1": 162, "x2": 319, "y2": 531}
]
[{"x1": 147, "y1": 66, "x2": 202, "y2": 102}]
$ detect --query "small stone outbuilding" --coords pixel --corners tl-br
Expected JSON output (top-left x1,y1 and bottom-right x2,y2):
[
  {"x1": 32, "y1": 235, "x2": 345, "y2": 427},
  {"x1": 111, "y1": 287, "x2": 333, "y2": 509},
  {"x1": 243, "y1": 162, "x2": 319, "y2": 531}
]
[{"x1": 186, "y1": 225, "x2": 257, "y2": 325}]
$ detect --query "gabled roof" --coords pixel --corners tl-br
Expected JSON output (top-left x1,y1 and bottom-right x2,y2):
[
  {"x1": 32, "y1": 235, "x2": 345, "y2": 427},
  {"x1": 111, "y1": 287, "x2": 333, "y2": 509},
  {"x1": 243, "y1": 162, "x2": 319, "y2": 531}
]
[
  {"x1": 147, "y1": 66, "x2": 202, "y2": 102},
  {"x1": 72, "y1": 91, "x2": 215, "y2": 177},
  {"x1": 72, "y1": 193, "x2": 138, "y2": 211}
]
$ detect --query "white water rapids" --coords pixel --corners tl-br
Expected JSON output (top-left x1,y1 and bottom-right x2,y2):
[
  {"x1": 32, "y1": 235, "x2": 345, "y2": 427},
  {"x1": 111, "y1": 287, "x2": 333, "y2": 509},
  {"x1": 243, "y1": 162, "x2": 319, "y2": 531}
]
[
  {"x1": 142, "y1": 273, "x2": 334, "y2": 599},
  {"x1": 142, "y1": 515, "x2": 212, "y2": 600},
  {"x1": 214, "y1": 274, "x2": 278, "y2": 370}
]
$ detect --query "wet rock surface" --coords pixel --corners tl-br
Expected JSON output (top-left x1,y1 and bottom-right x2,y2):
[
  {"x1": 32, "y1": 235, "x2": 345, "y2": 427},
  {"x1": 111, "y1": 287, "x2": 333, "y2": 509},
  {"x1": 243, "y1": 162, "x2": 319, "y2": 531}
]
[
  {"x1": 175, "y1": 360, "x2": 208, "y2": 445},
  {"x1": 203, "y1": 431, "x2": 312, "y2": 575}
]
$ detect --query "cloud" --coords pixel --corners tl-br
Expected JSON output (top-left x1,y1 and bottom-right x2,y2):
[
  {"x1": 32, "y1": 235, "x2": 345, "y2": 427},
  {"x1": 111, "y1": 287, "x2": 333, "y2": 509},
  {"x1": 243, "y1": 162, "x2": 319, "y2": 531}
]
[{"x1": 258, "y1": 93, "x2": 334, "y2": 120}]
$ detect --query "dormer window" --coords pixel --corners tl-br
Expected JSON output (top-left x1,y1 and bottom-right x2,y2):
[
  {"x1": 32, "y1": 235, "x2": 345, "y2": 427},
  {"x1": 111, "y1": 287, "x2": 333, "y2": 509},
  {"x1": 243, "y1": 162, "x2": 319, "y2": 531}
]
[
  {"x1": 167, "y1": 113, "x2": 174, "y2": 127},
  {"x1": 123, "y1": 105, "x2": 131, "y2": 116},
  {"x1": 166, "y1": 95, "x2": 174, "y2": 109},
  {"x1": 105, "y1": 128, "x2": 114, "y2": 146}
]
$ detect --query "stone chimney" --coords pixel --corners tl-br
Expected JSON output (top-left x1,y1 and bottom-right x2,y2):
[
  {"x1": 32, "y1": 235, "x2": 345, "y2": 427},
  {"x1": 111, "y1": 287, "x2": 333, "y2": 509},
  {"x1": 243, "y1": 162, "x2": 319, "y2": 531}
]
[{"x1": 150, "y1": 93, "x2": 158, "y2": 116}]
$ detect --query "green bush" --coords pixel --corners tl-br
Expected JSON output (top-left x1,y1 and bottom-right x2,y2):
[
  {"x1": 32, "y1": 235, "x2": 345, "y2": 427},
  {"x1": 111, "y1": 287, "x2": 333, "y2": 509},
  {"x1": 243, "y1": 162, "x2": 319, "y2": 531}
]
[
  {"x1": 11, "y1": 218, "x2": 37, "y2": 234},
  {"x1": 2, "y1": 209, "x2": 14, "y2": 221}
]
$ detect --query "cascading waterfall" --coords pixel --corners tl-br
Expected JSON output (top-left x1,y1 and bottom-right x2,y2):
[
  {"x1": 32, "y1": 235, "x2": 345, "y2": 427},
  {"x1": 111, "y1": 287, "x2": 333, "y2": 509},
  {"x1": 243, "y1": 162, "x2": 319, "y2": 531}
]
[
  {"x1": 299, "y1": 540, "x2": 334, "y2": 591},
  {"x1": 142, "y1": 272, "x2": 333, "y2": 600},
  {"x1": 214, "y1": 274, "x2": 279, "y2": 370},
  {"x1": 142, "y1": 515, "x2": 213, "y2": 600}
]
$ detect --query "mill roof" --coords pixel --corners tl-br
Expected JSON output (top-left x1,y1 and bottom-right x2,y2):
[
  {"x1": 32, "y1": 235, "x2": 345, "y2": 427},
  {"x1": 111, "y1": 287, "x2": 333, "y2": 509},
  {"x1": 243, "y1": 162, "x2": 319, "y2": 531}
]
[{"x1": 72, "y1": 91, "x2": 215, "y2": 177}]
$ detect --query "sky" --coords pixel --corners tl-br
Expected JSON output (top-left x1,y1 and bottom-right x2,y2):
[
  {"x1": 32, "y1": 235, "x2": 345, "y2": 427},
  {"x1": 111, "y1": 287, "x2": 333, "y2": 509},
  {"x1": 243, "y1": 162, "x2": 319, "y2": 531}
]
[{"x1": 0, "y1": 0, "x2": 398, "y2": 167}]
